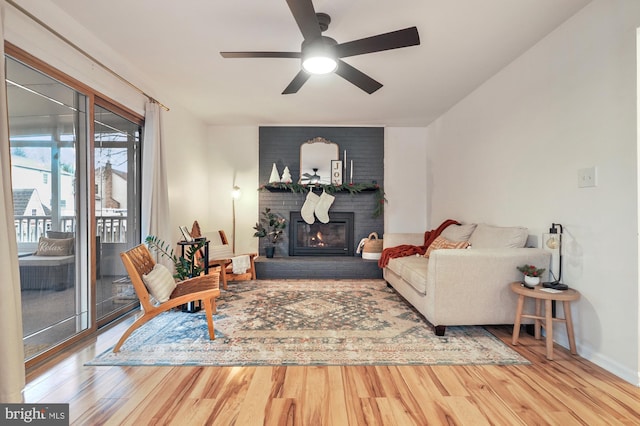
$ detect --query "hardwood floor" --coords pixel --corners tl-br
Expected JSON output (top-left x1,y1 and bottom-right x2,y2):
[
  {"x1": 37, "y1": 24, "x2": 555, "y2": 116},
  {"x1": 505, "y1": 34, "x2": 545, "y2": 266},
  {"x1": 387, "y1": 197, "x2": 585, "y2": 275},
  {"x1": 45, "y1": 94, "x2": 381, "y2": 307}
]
[{"x1": 24, "y1": 315, "x2": 640, "y2": 425}]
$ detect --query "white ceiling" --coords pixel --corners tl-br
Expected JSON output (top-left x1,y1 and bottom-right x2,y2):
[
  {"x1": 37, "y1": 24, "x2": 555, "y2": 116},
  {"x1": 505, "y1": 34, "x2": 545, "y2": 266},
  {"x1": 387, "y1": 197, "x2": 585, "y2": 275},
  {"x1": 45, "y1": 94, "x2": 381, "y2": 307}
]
[{"x1": 43, "y1": 0, "x2": 591, "y2": 126}]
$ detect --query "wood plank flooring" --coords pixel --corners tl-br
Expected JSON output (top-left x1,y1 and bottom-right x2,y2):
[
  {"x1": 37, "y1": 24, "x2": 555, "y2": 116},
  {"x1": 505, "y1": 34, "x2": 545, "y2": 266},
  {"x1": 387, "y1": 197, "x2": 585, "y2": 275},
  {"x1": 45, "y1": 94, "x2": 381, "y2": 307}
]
[{"x1": 24, "y1": 315, "x2": 640, "y2": 425}]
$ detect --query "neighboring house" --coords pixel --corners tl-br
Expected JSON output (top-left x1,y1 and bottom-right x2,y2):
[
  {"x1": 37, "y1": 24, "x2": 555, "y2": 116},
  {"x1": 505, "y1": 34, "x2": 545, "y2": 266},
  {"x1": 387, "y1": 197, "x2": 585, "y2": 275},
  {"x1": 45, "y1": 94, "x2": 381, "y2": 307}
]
[
  {"x1": 95, "y1": 161, "x2": 127, "y2": 212},
  {"x1": 13, "y1": 188, "x2": 49, "y2": 242},
  {"x1": 10, "y1": 154, "x2": 76, "y2": 215},
  {"x1": 12, "y1": 188, "x2": 49, "y2": 218}
]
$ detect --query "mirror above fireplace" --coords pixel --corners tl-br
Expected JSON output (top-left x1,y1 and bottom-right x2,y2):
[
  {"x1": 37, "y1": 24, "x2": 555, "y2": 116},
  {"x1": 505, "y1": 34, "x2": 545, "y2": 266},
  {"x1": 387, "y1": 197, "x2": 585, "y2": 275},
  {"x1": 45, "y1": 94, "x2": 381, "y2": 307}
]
[{"x1": 299, "y1": 137, "x2": 339, "y2": 185}]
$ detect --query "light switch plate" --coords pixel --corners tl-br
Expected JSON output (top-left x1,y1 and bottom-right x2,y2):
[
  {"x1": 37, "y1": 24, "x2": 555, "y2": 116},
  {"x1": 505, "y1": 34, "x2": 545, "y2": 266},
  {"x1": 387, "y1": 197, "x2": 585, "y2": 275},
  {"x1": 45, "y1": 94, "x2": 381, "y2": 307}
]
[{"x1": 578, "y1": 166, "x2": 597, "y2": 188}]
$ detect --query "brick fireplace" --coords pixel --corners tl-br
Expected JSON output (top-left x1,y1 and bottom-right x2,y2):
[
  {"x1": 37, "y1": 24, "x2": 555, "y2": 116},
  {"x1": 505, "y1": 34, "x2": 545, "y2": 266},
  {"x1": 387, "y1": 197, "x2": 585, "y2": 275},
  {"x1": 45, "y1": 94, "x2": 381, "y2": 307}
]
[{"x1": 255, "y1": 126, "x2": 384, "y2": 279}]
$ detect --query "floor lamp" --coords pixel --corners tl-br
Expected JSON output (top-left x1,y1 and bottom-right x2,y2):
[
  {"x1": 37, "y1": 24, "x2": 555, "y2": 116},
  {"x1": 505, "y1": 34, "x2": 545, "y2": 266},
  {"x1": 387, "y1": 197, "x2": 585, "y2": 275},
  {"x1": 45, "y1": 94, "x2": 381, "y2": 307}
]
[{"x1": 231, "y1": 186, "x2": 241, "y2": 252}]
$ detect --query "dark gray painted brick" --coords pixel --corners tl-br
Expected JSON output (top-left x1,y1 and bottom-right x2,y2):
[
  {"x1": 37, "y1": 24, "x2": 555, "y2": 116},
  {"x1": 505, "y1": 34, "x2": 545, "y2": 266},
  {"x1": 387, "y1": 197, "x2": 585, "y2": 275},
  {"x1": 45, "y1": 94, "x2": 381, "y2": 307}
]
[{"x1": 257, "y1": 126, "x2": 384, "y2": 279}]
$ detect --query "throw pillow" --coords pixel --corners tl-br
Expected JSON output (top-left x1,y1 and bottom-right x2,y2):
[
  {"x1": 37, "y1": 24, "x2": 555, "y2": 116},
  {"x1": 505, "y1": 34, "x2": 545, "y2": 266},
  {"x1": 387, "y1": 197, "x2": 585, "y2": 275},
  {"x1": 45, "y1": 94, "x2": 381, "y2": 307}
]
[
  {"x1": 424, "y1": 236, "x2": 470, "y2": 258},
  {"x1": 35, "y1": 237, "x2": 74, "y2": 256},
  {"x1": 440, "y1": 223, "x2": 477, "y2": 242},
  {"x1": 468, "y1": 223, "x2": 528, "y2": 248},
  {"x1": 142, "y1": 263, "x2": 177, "y2": 303}
]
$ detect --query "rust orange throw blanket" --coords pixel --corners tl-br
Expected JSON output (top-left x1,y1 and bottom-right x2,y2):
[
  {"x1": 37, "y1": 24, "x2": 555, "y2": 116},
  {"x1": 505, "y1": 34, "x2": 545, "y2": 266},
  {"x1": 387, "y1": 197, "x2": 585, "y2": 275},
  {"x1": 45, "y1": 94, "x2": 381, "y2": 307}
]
[{"x1": 377, "y1": 219, "x2": 460, "y2": 268}]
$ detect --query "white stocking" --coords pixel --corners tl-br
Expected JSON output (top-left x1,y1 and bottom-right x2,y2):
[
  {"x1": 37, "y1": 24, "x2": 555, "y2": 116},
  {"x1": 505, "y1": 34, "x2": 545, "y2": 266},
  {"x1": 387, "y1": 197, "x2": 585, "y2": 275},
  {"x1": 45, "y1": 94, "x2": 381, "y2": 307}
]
[
  {"x1": 315, "y1": 190, "x2": 335, "y2": 224},
  {"x1": 301, "y1": 191, "x2": 320, "y2": 224}
]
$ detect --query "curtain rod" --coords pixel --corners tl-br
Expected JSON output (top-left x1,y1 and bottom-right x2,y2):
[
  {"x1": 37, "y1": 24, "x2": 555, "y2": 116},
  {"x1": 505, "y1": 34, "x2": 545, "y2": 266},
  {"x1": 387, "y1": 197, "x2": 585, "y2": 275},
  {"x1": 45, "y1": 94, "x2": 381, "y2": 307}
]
[{"x1": 6, "y1": 0, "x2": 170, "y2": 111}]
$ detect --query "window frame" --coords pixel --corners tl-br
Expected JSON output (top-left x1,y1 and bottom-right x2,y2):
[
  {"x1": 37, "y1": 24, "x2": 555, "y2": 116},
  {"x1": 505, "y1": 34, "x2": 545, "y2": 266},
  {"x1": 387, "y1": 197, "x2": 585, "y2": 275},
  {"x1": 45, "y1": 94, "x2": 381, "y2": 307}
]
[{"x1": 5, "y1": 41, "x2": 145, "y2": 368}]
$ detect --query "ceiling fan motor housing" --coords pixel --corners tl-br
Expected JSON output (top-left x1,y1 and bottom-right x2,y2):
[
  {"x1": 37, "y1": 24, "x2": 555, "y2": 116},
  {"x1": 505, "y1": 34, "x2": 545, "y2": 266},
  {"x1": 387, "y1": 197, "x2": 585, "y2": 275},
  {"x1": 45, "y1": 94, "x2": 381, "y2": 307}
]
[{"x1": 301, "y1": 36, "x2": 338, "y2": 74}]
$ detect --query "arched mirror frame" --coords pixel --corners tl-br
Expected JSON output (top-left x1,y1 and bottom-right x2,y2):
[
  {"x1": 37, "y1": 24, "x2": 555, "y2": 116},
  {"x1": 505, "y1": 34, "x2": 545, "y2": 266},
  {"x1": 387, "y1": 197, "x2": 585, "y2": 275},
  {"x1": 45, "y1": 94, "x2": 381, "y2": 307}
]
[{"x1": 299, "y1": 137, "x2": 339, "y2": 184}]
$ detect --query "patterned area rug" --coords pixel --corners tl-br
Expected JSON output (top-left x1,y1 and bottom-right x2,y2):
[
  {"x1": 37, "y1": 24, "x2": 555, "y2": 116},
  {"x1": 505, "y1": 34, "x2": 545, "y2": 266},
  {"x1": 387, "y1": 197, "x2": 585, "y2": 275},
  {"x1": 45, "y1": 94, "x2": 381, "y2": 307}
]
[{"x1": 87, "y1": 280, "x2": 529, "y2": 367}]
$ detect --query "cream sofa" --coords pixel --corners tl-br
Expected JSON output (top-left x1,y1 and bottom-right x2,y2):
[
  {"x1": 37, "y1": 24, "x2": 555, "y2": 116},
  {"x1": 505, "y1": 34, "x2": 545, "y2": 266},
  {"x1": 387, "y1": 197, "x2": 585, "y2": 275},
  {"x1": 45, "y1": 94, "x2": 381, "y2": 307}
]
[{"x1": 382, "y1": 223, "x2": 551, "y2": 335}]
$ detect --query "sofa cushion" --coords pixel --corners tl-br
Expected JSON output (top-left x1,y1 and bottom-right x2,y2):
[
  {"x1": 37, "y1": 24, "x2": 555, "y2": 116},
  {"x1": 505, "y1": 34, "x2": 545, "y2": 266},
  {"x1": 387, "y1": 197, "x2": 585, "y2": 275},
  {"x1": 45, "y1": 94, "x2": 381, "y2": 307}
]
[
  {"x1": 387, "y1": 255, "x2": 429, "y2": 295},
  {"x1": 440, "y1": 223, "x2": 477, "y2": 242},
  {"x1": 468, "y1": 224, "x2": 528, "y2": 248},
  {"x1": 424, "y1": 236, "x2": 470, "y2": 258}
]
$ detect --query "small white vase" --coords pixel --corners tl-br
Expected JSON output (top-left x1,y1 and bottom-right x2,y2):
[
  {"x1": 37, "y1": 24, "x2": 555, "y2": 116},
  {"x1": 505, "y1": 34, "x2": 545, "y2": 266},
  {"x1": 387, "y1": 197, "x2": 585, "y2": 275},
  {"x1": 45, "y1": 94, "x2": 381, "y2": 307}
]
[{"x1": 524, "y1": 275, "x2": 540, "y2": 286}]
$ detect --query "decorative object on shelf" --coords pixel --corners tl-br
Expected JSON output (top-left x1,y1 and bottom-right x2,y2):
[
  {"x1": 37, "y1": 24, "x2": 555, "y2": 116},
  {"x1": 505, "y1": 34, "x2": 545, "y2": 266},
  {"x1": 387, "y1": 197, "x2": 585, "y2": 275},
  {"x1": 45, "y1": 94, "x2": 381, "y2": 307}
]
[
  {"x1": 357, "y1": 232, "x2": 384, "y2": 260},
  {"x1": 280, "y1": 166, "x2": 292, "y2": 183},
  {"x1": 524, "y1": 275, "x2": 541, "y2": 286},
  {"x1": 315, "y1": 189, "x2": 335, "y2": 224},
  {"x1": 179, "y1": 225, "x2": 194, "y2": 242},
  {"x1": 259, "y1": 182, "x2": 386, "y2": 218},
  {"x1": 517, "y1": 264, "x2": 545, "y2": 286},
  {"x1": 269, "y1": 163, "x2": 281, "y2": 183},
  {"x1": 331, "y1": 160, "x2": 343, "y2": 185},
  {"x1": 542, "y1": 223, "x2": 568, "y2": 290},
  {"x1": 252, "y1": 208, "x2": 287, "y2": 258},
  {"x1": 343, "y1": 150, "x2": 347, "y2": 178},
  {"x1": 299, "y1": 137, "x2": 338, "y2": 185},
  {"x1": 350, "y1": 159, "x2": 354, "y2": 184},
  {"x1": 301, "y1": 191, "x2": 320, "y2": 224},
  {"x1": 144, "y1": 235, "x2": 205, "y2": 281}
]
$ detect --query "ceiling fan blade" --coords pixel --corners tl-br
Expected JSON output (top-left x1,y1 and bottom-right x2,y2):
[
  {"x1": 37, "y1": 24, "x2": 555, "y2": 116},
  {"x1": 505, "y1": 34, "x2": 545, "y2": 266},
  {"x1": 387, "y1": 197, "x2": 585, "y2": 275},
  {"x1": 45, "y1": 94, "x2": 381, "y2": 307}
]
[
  {"x1": 286, "y1": 0, "x2": 321, "y2": 41},
  {"x1": 282, "y1": 70, "x2": 311, "y2": 94},
  {"x1": 220, "y1": 51, "x2": 301, "y2": 58},
  {"x1": 335, "y1": 27, "x2": 420, "y2": 58},
  {"x1": 334, "y1": 60, "x2": 382, "y2": 94}
]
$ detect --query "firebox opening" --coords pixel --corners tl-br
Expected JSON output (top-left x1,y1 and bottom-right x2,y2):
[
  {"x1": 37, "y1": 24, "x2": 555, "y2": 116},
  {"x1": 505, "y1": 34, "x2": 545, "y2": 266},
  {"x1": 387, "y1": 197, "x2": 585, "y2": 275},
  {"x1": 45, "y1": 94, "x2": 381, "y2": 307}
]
[{"x1": 289, "y1": 212, "x2": 354, "y2": 256}]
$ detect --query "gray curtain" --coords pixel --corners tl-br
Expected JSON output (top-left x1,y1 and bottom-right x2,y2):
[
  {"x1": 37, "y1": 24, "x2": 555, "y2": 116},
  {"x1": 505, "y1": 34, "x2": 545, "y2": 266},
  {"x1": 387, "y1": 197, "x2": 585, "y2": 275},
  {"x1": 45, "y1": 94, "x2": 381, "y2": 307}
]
[{"x1": 0, "y1": 0, "x2": 26, "y2": 403}]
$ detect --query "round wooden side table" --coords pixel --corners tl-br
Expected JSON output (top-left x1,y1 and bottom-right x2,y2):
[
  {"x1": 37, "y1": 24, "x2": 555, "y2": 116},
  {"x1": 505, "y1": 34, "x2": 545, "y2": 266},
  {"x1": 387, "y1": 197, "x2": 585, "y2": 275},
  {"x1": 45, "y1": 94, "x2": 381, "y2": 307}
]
[{"x1": 510, "y1": 282, "x2": 580, "y2": 360}]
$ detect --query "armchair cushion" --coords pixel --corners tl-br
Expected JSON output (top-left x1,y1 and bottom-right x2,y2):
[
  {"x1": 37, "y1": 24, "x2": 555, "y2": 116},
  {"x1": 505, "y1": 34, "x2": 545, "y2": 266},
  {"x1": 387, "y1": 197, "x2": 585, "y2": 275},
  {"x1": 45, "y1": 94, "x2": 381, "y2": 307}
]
[
  {"x1": 209, "y1": 244, "x2": 234, "y2": 260},
  {"x1": 142, "y1": 263, "x2": 177, "y2": 303}
]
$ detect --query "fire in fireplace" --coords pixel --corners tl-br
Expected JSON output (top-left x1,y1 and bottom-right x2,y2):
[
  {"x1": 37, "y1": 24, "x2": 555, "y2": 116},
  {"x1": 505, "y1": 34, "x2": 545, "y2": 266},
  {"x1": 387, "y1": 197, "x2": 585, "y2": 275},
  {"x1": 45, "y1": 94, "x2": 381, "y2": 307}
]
[{"x1": 289, "y1": 212, "x2": 354, "y2": 256}]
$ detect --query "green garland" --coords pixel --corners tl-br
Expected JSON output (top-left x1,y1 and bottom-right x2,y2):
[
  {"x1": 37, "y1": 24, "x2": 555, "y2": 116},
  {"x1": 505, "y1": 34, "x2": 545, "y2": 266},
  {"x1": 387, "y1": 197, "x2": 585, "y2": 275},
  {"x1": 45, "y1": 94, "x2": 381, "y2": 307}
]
[{"x1": 258, "y1": 182, "x2": 387, "y2": 218}]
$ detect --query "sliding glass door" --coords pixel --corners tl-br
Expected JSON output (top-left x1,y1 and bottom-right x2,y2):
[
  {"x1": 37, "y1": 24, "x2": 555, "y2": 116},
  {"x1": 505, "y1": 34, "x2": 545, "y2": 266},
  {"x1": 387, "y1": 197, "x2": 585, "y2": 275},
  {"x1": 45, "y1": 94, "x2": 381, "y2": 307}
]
[
  {"x1": 7, "y1": 56, "x2": 89, "y2": 359},
  {"x1": 94, "y1": 104, "x2": 141, "y2": 322},
  {"x1": 6, "y1": 49, "x2": 143, "y2": 361}
]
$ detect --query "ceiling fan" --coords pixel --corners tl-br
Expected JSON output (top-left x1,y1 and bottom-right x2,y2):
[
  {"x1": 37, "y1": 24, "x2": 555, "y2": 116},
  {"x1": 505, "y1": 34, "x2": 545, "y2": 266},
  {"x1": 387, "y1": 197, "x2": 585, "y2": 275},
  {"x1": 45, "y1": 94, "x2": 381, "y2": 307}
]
[{"x1": 220, "y1": 0, "x2": 420, "y2": 94}]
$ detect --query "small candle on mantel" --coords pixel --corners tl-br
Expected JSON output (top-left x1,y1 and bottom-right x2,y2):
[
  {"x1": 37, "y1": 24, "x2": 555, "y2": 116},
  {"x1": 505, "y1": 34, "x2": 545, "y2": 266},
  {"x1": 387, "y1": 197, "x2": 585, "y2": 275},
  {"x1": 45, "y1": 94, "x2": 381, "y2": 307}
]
[
  {"x1": 344, "y1": 150, "x2": 347, "y2": 176},
  {"x1": 350, "y1": 160, "x2": 353, "y2": 183}
]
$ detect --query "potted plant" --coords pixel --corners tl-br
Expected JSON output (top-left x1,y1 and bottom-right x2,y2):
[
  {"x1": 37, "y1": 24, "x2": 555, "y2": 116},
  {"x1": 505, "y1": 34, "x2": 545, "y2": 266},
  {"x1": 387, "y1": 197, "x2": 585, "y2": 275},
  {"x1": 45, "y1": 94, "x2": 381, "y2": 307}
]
[
  {"x1": 145, "y1": 235, "x2": 205, "y2": 280},
  {"x1": 253, "y1": 207, "x2": 287, "y2": 258},
  {"x1": 517, "y1": 264, "x2": 546, "y2": 286}
]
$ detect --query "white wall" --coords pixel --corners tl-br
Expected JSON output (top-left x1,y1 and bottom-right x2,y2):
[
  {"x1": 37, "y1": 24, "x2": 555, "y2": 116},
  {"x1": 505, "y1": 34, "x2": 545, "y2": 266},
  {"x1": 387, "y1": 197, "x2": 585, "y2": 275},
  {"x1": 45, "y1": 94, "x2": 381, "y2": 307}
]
[
  {"x1": 426, "y1": 0, "x2": 639, "y2": 384},
  {"x1": 205, "y1": 126, "x2": 259, "y2": 255},
  {"x1": 384, "y1": 127, "x2": 428, "y2": 233},
  {"x1": 163, "y1": 108, "x2": 211, "y2": 243}
]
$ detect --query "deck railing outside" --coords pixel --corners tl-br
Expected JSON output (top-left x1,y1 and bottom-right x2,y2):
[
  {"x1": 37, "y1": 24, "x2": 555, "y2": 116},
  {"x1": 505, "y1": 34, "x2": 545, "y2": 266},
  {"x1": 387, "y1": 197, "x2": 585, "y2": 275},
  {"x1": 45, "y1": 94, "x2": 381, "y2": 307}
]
[{"x1": 14, "y1": 215, "x2": 128, "y2": 243}]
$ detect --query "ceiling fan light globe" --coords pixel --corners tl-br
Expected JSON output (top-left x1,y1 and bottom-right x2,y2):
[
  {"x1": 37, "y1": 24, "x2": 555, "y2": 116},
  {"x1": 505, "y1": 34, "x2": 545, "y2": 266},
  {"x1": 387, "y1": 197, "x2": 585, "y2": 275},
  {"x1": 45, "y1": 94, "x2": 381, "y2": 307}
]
[{"x1": 302, "y1": 56, "x2": 337, "y2": 74}]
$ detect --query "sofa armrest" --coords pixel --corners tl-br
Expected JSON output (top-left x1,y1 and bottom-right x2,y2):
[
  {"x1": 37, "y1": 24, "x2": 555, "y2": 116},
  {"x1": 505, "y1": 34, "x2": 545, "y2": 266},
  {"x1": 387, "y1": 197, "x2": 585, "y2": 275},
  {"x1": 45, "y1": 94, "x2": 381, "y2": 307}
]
[
  {"x1": 382, "y1": 233, "x2": 424, "y2": 249},
  {"x1": 425, "y1": 248, "x2": 551, "y2": 325}
]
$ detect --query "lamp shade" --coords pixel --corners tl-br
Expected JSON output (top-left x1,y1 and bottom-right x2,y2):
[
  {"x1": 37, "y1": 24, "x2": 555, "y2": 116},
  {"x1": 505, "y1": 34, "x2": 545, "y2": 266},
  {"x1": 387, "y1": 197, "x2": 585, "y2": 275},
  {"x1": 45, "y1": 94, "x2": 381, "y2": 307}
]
[
  {"x1": 231, "y1": 186, "x2": 241, "y2": 200},
  {"x1": 542, "y1": 223, "x2": 564, "y2": 286},
  {"x1": 301, "y1": 37, "x2": 338, "y2": 75}
]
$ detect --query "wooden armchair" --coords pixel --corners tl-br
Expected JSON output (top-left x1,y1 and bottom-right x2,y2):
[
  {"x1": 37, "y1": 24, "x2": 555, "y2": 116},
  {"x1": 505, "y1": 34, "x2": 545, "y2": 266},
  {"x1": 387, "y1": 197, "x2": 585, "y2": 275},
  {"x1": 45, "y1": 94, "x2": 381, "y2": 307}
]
[
  {"x1": 113, "y1": 244, "x2": 220, "y2": 353},
  {"x1": 190, "y1": 222, "x2": 257, "y2": 290}
]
